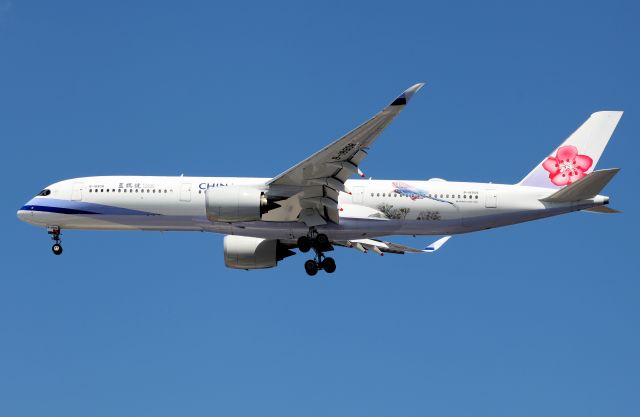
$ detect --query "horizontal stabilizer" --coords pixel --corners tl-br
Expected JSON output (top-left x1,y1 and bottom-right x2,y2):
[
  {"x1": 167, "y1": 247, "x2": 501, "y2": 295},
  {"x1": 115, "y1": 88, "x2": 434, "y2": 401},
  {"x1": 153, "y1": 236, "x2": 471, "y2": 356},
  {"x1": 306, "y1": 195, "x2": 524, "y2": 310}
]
[
  {"x1": 583, "y1": 206, "x2": 621, "y2": 214},
  {"x1": 541, "y1": 168, "x2": 619, "y2": 202},
  {"x1": 424, "y1": 236, "x2": 452, "y2": 252}
]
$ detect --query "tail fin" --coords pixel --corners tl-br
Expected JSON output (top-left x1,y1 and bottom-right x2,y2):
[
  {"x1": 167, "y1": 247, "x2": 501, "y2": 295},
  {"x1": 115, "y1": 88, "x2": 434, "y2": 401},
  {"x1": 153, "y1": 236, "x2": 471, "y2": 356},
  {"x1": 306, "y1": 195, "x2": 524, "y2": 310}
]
[{"x1": 518, "y1": 111, "x2": 623, "y2": 188}]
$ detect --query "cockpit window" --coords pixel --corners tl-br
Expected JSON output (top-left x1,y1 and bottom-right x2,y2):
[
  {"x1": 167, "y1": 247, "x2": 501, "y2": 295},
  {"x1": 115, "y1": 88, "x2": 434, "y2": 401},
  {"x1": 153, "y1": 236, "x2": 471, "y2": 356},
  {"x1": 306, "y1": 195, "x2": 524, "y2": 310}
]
[{"x1": 37, "y1": 189, "x2": 51, "y2": 196}]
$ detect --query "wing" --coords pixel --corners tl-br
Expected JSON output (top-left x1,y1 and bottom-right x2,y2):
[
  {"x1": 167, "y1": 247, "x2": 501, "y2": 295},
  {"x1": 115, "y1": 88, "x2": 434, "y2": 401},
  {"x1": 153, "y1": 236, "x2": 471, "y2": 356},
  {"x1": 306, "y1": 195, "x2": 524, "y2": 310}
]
[
  {"x1": 334, "y1": 236, "x2": 451, "y2": 256},
  {"x1": 264, "y1": 83, "x2": 425, "y2": 226}
]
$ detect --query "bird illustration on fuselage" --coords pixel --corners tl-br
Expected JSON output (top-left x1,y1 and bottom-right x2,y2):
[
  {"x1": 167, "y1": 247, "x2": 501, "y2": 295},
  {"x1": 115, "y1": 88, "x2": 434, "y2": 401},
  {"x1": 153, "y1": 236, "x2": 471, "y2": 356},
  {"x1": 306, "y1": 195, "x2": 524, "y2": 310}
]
[{"x1": 392, "y1": 182, "x2": 429, "y2": 200}]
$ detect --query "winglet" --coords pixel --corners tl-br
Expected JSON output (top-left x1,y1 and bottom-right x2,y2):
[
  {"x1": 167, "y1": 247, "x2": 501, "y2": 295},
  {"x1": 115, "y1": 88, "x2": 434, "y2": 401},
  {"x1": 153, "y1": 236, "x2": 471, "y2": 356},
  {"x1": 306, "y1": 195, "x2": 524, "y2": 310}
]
[
  {"x1": 390, "y1": 83, "x2": 426, "y2": 106},
  {"x1": 423, "y1": 236, "x2": 451, "y2": 252}
]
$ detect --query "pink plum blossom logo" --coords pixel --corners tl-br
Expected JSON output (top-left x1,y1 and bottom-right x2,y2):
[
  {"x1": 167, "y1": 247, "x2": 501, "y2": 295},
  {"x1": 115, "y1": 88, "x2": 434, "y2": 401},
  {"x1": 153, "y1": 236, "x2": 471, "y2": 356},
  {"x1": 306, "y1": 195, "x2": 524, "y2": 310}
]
[{"x1": 542, "y1": 145, "x2": 593, "y2": 186}]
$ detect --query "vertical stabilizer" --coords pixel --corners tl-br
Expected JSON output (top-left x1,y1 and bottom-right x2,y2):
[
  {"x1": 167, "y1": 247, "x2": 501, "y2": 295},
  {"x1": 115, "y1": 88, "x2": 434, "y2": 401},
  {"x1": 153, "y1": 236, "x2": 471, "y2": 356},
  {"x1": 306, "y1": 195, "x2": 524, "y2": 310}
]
[{"x1": 519, "y1": 111, "x2": 623, "y2": 189}]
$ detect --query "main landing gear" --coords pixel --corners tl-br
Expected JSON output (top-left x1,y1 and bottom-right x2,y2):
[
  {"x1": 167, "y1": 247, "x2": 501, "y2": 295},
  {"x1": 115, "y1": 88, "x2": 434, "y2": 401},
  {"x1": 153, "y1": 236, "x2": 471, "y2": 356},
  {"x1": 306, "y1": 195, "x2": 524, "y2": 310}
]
[
  {"x1": 48, "y1": 226, "x2": 63, "y2": 255},
  {"x1": 297, "y1": 229, "x2": 336, "y2": 276}
]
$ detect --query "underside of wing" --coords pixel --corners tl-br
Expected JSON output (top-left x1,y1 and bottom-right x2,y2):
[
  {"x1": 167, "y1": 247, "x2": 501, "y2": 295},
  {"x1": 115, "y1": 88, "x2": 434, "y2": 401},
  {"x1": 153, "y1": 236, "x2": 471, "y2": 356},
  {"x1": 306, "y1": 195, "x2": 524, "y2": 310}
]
[{"x1": 263, "y1": 83, "x2": 425, "y2": 226}]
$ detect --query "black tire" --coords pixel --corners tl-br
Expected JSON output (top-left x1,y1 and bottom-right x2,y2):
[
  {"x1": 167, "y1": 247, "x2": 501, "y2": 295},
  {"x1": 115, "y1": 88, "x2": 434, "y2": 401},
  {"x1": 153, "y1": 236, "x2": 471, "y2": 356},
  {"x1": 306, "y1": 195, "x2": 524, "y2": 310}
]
[
  {"x1": 322, "y1": 257, "x2": 336, "y2": 273},
  {"x1": 315, "y1": 233, "x2": 330, "y2": 249},
  {"x1": 297, "y1": 236, "x2": 312, "y2": 253},
  {"x1": 52, "y1": 244, "x2": 63, "y2": 256},
  {"x1": 304, "y1": 260, "x2": 318, "y2": 276}
]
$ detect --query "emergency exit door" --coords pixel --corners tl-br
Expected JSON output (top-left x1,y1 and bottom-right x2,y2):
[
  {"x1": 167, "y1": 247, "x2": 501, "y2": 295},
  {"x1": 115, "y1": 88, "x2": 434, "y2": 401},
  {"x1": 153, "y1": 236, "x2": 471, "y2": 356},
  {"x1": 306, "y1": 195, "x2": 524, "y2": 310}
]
[{"x1": 352, "y1": 186, "x2": 364, "y2": 204}]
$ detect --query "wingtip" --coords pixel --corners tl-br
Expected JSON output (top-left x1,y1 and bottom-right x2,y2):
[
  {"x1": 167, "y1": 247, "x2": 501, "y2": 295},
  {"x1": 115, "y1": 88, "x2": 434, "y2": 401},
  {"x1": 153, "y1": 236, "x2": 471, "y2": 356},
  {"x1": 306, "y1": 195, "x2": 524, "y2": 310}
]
[
  {"x1": 390, "y1": 82, "x2": 426, "y2": 106},
  {"x1": 403, "y1": 82, "x2": 426, "y2": 100}
]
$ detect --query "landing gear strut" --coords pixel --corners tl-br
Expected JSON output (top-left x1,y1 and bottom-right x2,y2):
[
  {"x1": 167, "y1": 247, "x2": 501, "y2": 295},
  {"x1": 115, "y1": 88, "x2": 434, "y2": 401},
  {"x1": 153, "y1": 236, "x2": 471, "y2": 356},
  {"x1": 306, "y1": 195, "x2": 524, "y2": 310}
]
[
  {"x1": 48, "y1": 226, "x2": 63, "y2": 255},
  {"x1": 299, "y1": 228, "x2": 336, "y2": 276}
]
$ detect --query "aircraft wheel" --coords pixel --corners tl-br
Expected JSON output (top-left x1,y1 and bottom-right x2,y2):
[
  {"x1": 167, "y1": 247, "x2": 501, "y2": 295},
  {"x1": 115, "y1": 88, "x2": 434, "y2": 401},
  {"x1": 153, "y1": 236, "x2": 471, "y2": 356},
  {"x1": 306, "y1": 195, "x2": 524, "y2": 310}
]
[
  {"x1": 297, "y1": 236, "x2": 312, "y2": 253},
  {"x1": 52, "y1": 243, "x2": 63, "y2": 256},
  {"x1": 321, "y1": 257, "x2": 336, "y2": 273},
  {"x1": 304, "y1": 260, "x2": 318, "y2": 276},
  {"x1": 315, "y1": 233, "x2": 330, "y2": 249}
]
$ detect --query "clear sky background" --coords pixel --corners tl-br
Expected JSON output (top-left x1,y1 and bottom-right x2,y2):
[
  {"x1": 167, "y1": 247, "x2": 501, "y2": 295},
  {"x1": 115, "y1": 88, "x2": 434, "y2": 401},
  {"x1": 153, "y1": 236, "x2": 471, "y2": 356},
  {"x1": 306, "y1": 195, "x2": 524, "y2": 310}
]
[{"x1": 1, "y1": 1, "x2": 638, "y2": 416}]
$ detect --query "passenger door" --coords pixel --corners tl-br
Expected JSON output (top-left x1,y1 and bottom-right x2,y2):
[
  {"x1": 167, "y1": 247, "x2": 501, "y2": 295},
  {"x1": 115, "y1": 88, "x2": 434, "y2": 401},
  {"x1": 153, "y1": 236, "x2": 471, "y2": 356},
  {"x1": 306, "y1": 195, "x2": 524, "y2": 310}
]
[
  {"x1": 485, "y1": 189, "x2": 497, "y2": 208},
  {"x1": 71, "y1": 182, "x2": 83, "y2": 201},
  {"x1": 179, "y1": 183, "x2": 192, "y2": 202}
]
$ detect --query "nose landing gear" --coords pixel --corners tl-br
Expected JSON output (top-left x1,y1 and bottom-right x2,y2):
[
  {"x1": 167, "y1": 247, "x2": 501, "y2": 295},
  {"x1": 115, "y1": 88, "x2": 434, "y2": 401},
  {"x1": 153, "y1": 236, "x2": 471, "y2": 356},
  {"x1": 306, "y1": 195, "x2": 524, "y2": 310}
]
[
  {"x1": 48, "y1": 226, "x2": 63, "y2": 255},
  {"x1": 298, "y1": 228, "x2": 336, "y2": 276}
]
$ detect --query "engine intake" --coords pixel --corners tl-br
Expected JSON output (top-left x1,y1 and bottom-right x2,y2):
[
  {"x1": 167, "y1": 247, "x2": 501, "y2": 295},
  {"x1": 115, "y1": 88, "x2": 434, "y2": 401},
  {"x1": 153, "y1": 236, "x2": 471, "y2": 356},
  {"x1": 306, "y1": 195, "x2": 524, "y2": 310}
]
[
  {"x1": 205, "y1": 186, "x2": 272, "y2": 222},
  {"x1": 224, "y1": 235, "x2": 295, "y2": 270}
]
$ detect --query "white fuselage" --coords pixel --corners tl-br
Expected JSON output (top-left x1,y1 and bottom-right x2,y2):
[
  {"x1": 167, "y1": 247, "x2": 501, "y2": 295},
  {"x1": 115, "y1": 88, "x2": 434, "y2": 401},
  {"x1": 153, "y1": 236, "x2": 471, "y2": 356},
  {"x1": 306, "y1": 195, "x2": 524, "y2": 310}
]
[{"x1": 17, "y1": 176, "x2": 608, "y2": 241}]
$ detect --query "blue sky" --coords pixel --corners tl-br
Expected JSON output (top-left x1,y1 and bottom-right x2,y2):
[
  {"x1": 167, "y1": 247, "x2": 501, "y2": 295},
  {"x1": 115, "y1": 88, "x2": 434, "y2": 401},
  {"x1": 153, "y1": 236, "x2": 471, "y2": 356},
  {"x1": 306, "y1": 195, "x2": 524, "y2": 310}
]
[{"x1": 1, "y1": 1, "x2": 639, "y2": 416}]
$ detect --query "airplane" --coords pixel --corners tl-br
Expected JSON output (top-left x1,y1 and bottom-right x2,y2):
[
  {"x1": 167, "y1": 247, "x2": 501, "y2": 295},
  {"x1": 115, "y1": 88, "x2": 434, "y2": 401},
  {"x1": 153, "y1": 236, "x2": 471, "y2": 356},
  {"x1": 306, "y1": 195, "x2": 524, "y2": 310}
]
[{"x1": 17, "y1": 84, "x2": 623, "y2": 276}]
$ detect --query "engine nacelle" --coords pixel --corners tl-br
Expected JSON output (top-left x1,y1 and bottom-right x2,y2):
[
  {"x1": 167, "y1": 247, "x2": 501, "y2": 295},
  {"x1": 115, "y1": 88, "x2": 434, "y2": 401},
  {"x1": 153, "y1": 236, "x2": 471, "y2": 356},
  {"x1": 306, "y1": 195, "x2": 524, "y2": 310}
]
[
  {"x1": 205, "y1": 186, "x2": 268, "y2": 222},
  {"x1": 223, "y1": 235, "x2": 295, "y2": 270}
]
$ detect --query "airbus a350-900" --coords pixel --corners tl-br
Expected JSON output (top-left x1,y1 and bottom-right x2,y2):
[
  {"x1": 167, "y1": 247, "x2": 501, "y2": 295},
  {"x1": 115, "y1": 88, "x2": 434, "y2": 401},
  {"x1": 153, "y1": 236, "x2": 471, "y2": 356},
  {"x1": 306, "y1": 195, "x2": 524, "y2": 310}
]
[{"x1": 17, "y1": 84, "x2": 622, "y2": 275}]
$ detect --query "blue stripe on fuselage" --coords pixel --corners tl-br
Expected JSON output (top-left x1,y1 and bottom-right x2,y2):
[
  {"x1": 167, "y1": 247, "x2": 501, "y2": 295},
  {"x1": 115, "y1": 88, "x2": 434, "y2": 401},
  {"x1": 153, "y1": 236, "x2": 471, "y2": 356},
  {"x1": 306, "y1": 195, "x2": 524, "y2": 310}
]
[
  {"x1": 20, "y1": 205, "x2": 98, "y2": 215},
  {"x1": 20, "y1": 198, "x2": 159, "y2": 216}
]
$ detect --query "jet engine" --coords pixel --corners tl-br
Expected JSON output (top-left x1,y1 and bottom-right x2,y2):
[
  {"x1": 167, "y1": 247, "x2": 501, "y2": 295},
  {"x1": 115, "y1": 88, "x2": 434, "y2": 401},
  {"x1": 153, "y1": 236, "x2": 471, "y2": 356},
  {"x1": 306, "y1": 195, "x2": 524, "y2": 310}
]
[
  {"x1": 205, "y1": 186, "x2": 277, "y2": 222},
  {"x1": 223, "y1": 235, "x2": 295, "y2": 270}
]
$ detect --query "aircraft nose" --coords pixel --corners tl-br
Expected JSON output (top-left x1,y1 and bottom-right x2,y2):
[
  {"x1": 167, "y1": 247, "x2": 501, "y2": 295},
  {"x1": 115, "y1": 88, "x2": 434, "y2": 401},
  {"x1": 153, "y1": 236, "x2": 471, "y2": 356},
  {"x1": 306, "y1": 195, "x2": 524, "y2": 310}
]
[
  {"x1": 17, "y1": 202, "x2": 33, "y2": 223},
  {"x1": 17, "y1": 208, "x2": 28, "y2": 222}
]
